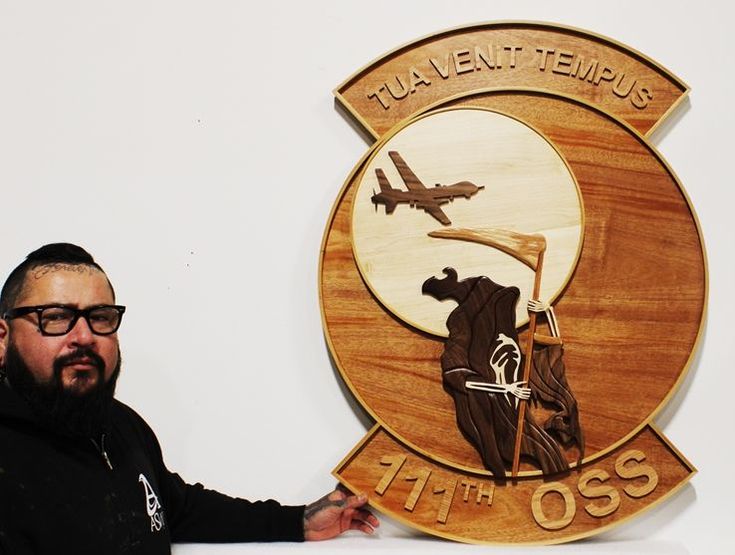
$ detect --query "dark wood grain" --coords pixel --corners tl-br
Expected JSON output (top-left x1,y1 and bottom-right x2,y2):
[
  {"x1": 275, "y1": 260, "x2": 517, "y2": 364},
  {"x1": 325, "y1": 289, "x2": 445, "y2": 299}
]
[{"x1": 321, "y1": 91, "x2": 705, "y2": 473}]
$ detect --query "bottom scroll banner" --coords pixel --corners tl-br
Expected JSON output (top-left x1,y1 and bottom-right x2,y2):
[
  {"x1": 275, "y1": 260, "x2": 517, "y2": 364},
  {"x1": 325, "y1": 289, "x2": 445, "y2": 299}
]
[{"x1": 334, "y1": 424, "x2": 694, "y2": 544}]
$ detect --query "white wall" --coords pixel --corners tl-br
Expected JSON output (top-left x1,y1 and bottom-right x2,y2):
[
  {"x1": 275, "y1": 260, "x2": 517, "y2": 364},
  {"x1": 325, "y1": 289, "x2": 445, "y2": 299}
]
[{"x1": 1, "y1": 1, "x2": 732, "y2": 553}]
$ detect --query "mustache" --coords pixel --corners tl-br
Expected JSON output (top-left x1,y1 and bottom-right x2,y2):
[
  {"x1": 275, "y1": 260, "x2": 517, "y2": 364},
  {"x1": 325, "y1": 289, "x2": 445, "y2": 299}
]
[{"x1": 53, "y1": 348, "x2": 106, "y2": 375}]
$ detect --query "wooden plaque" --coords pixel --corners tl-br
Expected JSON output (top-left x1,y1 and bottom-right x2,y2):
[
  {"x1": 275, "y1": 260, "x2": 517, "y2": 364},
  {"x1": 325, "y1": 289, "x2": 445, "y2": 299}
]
[{"x1": 321, "y1": 22, "x2": 703, "y2": 544}]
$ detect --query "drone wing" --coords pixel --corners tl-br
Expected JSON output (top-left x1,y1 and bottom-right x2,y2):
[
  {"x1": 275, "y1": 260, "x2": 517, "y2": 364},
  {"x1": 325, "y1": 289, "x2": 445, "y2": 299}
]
[
  {"x1": 423, "y1": 203, "x2": 451, "y2": 225},
  {"x1": 389, "y1": 151, "x2": 426, "y2": 192},
  {"x1": 375, "y1": 168, "x2": 392, "y2": 193}
]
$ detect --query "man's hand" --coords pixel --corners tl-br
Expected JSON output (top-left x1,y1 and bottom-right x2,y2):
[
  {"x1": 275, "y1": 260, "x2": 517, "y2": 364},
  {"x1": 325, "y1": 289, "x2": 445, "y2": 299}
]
[{"x1": 303, "y1": 486, "x2": 379, "y2": 541}]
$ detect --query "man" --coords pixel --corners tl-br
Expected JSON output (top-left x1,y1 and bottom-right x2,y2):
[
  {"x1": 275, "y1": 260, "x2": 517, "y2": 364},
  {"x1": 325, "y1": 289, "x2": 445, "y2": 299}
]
[{"x1": 0, "y1": 243, "x2": 378, "y2": 554}]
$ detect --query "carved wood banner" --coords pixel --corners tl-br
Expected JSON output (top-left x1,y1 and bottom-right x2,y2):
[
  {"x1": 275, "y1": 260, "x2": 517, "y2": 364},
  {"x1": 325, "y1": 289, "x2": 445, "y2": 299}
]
[{"x1": 320, "y1": 22, "x2": 704, "y2": 544}]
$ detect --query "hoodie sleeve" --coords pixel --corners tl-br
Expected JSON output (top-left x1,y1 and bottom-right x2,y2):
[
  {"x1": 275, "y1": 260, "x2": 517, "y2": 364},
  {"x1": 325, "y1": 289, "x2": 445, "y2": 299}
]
[
  {"x1": 122, "y1": 405, "x2": 305, "y2": 543},
  {"x1": 161, "y1": 473, "x2": 305, "y2": 543}
]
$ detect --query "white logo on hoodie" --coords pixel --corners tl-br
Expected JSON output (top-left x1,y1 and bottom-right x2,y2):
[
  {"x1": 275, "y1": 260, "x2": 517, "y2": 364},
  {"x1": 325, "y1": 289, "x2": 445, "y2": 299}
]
[{"x1": 139, "y1": 473, "x2": 165, "y2": 532}]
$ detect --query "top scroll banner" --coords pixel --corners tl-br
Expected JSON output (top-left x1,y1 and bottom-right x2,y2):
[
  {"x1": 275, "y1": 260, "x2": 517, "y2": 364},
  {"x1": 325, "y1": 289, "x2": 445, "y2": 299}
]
[{"x1": 335, "y1": 21, "x2": 688, "y2": 139}]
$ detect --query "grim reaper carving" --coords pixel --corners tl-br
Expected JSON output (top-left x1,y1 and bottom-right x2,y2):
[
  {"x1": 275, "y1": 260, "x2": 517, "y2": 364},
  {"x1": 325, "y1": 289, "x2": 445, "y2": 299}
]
[{"x1": 422, "y1": 267, "x2": 584, "y2": 477}]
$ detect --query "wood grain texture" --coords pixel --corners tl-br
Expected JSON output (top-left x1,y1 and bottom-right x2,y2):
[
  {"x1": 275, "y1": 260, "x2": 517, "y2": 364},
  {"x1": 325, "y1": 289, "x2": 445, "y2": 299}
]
[
  {"x1": 422, "y1": 268, "x2": 575, "y2": 477},
  {"x1": 336, "y1": 22, "x2": 688, "y2": 139},
  {"x1": 577, "y1": 468, "x2": 621, "y2": 518},
  {"x1": 531, "y1": 482, "x2": 576, "y2": 530},
  {"x1": 334, "y1": 424, "x2": 693, "y2": 544},
  {"x1": 513, "y1": 249, "x2": 545, "y2": 476},
  {"x1": 351, "y1": 108, "x2": 583, "y2": 336},
  {"x1": 320, "y1": 91, "x2": 705, "y2": 475},
  {"x1": 428, "y1": 228, "x2": 546, "y2": 271}
]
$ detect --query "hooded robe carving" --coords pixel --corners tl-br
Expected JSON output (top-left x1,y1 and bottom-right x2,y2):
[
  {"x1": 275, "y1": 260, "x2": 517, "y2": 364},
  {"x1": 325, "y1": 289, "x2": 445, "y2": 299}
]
[{"x1": 423, "y1": 267, "x2": 583, "y2": 477}]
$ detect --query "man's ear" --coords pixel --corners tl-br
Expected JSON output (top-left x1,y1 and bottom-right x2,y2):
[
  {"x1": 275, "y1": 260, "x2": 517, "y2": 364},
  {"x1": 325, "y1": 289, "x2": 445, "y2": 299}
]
[{"x1": 0, "y1": 319, "x2": 8, "y2": 367}]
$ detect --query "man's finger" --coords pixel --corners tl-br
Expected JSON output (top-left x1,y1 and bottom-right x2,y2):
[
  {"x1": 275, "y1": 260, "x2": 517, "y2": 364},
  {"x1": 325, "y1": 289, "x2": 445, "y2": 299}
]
[
  {"x1": 340, "y1": 507, "x2": 354, "y2": 532},
  {"x1": 335, "y1": 483, "x2": 353, "y2": 496},
  {"x1": 344, "y1": 493, "x2": 368, "y2": 509},
  {"x1": 349, "y1": 519, "x2": 375, "y2": 535},
  {"x1": 327, "y1": 489, "x2": 347, "y2": 504},
  {"x1": 357, "y1": 509, "x2": 380, "y2": 528},
  {"x1": 349, "y1": 507, "x2": 379, "y2": 532}
]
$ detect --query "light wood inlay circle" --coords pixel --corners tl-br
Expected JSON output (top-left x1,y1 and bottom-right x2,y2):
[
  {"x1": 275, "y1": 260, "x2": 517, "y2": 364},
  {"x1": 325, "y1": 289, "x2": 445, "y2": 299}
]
[{"x1": 351, "y1": 108, "x2": 583, "y2": 337}]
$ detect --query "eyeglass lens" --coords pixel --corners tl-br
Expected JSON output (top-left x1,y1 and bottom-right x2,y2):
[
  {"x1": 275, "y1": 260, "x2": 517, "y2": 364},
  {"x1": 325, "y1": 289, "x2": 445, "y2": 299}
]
[{"x1": 40, "y1": 306, "x2": 122, "y2": 335}]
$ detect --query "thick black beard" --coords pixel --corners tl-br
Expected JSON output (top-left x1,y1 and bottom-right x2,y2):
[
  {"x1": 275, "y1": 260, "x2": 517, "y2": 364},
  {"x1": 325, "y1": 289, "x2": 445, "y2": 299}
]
[{"x1": 3, "y1": 342, "x2": 121, "y2": 439}]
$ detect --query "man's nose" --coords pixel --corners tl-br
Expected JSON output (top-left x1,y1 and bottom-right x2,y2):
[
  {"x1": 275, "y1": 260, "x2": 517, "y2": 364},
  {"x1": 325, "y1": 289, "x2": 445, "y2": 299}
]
[{"x1": 66, "y1": 315, "x2": 96, "y2": 345}]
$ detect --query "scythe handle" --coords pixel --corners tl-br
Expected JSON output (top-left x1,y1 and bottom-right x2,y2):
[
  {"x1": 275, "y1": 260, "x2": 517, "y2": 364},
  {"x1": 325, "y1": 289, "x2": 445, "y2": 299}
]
[{"x1": 511, "y1": 250, "x2": 545, "y2": 477}]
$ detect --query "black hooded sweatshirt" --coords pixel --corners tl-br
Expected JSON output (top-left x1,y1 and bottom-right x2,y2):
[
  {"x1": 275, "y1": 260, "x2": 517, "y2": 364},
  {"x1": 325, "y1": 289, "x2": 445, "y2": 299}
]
[{"x1": 0, "y1": 382, "x2": 304, "y2": 554}]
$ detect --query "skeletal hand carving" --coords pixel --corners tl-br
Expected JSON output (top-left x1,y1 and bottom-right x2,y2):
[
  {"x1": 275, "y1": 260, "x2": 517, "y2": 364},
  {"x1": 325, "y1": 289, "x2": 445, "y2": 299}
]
[
  {"x1": 465, "y1": 380, "x2": 531, "y2": 400},
  {"x1": 527, "y1": 299, "x2": 560, "y2": 338}
]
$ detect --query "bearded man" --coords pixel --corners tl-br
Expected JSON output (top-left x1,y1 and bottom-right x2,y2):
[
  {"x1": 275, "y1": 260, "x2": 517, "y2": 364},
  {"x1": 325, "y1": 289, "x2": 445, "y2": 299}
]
[{"x1": 0, "y1": 243, "x2": 377, "y2": 554}]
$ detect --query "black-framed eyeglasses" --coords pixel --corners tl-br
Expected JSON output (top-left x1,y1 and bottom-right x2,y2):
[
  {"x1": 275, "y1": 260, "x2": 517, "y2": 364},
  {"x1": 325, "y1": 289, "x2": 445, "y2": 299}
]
[{"x1": 3, "y1": 304, "x2": 126, "y2": 336}]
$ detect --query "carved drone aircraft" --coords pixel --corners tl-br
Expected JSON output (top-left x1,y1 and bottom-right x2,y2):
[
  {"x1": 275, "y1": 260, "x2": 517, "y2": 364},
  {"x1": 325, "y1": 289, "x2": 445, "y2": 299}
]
[{"x1": 371, "y1": 151, "x2": 484, "y2": 225}]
